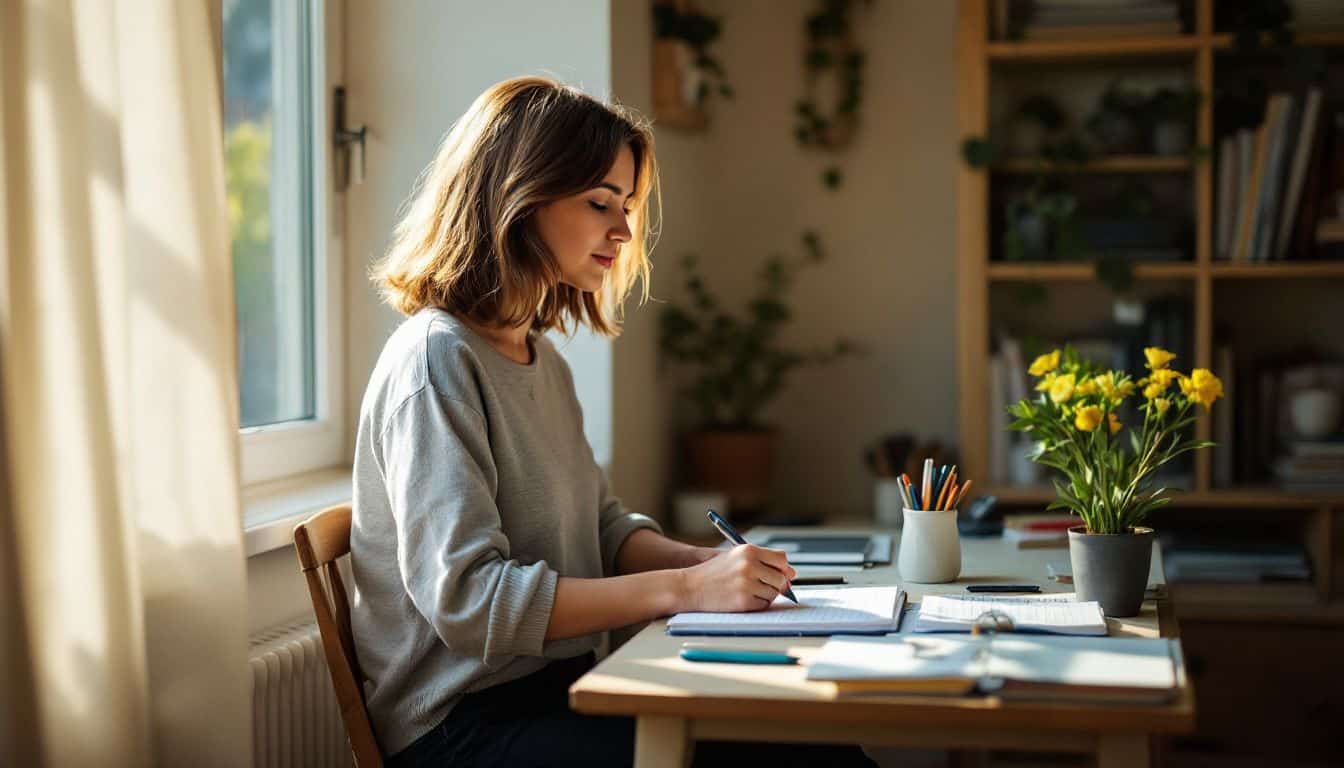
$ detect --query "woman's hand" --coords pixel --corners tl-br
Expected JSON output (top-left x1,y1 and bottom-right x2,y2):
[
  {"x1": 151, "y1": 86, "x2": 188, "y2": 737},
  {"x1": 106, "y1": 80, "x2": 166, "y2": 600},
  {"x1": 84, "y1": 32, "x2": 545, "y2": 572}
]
[
  {"x1": 679, "y1": 544, "x2": 796, "y2": 613},
  {"x1": 679, "y1": 545, "x2": 721, "y2": 568}
]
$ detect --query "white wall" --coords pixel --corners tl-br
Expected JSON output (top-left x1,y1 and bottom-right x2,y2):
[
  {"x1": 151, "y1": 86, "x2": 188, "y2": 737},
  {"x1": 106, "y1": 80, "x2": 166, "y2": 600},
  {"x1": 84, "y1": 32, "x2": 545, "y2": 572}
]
[{"x1": 612, "y1": 0, "x2": 960, "y2": 522}]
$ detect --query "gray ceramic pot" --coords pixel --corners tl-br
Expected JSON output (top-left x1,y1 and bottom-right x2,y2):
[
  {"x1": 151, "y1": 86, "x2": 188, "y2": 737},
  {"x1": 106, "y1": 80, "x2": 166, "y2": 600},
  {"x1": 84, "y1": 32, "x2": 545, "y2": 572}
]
[{"x1": 1068, "y1": 526, "x2": 1154, "y2": 618}]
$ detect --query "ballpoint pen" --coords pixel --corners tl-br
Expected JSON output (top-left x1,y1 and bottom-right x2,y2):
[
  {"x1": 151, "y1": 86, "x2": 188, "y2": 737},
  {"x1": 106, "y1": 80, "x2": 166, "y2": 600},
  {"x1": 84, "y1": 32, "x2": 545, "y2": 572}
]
[{"x1": 705, "y1": 509, "x2": 799, "y2": 604}]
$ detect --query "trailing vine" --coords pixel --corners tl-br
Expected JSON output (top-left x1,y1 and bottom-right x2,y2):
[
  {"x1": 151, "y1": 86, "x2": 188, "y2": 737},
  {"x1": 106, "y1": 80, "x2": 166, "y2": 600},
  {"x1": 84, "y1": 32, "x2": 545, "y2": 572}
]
[
  {"x1": 653, "y1": 2, "x2": 734, "y2": 108},
  {"x1": 794, "y1": 0, "x2": 872, "y2": 189}
]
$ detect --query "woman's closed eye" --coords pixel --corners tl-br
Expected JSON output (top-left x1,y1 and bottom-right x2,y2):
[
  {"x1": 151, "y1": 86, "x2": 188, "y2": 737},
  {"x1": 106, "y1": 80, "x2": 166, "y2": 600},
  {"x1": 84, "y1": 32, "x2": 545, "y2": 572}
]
[{"x1": 589, "y1": 201, "x2": 633, "y2": 215}]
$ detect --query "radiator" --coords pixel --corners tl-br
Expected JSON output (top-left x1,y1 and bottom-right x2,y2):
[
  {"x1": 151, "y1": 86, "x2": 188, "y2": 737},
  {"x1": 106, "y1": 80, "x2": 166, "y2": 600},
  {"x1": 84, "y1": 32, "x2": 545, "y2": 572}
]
[{"x1": 249, "y1": 619, "x2": 353, "y2": 768}]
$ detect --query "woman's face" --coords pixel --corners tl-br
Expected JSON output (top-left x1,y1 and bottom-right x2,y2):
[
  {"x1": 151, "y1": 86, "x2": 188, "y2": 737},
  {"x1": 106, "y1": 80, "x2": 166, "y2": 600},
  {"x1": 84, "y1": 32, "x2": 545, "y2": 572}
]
[{"x1": 532, "y1": 144, "x2": 636, "y2": 294}]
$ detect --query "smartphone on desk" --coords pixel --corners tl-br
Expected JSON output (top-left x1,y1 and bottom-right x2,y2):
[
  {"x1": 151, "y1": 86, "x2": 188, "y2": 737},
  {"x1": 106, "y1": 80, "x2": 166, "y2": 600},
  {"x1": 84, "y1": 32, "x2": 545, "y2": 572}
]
[{"x1": 966, "y1": 584, "x2": 1041, "y2": 594}]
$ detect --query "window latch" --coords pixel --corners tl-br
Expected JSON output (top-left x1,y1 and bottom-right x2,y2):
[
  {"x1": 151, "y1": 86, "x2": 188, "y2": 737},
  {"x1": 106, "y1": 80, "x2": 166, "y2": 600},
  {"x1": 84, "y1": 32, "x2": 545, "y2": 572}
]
[{"x1": 333, "y1": 86, "x2": 367, "y2": 190}]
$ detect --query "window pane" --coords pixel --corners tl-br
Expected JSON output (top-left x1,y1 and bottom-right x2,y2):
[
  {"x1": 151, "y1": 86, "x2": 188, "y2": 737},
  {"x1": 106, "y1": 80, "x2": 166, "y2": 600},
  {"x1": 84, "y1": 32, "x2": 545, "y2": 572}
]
[{"x1": 224, "y1": 0, "x2": 316, "y2": 428}]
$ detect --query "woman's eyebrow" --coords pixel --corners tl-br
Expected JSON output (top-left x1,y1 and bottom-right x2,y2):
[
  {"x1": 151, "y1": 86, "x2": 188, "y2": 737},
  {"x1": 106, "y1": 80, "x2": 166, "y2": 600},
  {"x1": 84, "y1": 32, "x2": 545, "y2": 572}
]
[{"x1": 596, "y1": 182, "x2": 631, "y2": 199}]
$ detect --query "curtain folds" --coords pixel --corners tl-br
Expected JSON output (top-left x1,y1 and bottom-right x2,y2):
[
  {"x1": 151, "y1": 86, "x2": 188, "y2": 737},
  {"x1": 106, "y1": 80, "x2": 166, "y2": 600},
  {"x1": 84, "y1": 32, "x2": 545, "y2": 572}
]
[{"x1": 1, "y1": 1, "x2": 250, "y2": 765}]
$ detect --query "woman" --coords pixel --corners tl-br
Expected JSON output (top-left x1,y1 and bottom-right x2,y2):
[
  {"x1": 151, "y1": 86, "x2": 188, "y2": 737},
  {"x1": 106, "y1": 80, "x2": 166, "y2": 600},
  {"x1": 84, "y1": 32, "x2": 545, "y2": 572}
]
[{"x1": 351, "y1": 76, "x2": 872, "y2": 768}]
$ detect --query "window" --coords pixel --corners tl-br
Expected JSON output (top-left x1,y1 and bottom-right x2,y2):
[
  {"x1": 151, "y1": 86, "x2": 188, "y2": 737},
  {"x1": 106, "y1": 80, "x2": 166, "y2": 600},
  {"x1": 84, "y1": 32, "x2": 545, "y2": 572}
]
[{"x1": 224, "y1": 0, "x2": 343, "y2": 486}]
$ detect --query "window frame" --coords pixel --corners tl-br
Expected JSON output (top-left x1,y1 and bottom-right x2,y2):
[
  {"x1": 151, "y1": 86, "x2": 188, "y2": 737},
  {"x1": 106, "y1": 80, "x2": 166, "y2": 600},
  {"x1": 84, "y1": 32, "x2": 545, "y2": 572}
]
[{"x1": 234, "y1": 0, "x2": 346, "y2": 487}]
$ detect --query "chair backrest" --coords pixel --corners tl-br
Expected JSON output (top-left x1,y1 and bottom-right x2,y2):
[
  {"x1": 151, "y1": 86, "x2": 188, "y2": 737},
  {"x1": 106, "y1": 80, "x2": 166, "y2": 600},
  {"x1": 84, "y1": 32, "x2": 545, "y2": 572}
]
[{"x1": 293, "y1": 503, "x2": 384, "y2": 768}]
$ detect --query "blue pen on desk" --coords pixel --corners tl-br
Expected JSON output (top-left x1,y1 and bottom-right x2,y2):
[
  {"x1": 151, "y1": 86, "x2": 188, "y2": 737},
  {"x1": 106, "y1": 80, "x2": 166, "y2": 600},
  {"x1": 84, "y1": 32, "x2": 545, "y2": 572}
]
[
  {"x1": 705, "y1": 509, "x2": 799, "y2": 604},
  {"x1": 680, "y1": 645, "x2": 799, "y2": 665}
]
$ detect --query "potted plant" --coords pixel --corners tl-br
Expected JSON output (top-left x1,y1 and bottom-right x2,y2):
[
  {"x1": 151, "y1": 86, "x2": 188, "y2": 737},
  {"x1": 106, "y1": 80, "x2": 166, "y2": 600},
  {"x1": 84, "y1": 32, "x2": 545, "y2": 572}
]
[
  {"x1": 659, "y1": 232, "x2": 862, "y2": 519},
  {"x1": 1149, "y1": 87, "x2": 1202, "y2": 156},
  {"x1": 1007, "y1": 346, "x2": 1224, "y2": 616}
]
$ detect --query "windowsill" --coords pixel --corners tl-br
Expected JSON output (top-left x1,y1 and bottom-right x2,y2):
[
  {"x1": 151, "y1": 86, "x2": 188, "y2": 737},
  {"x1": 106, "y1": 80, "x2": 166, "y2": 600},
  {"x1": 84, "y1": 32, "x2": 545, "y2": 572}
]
[{"x1": 243, "y1": 465, "x2": 352, "y2": 557}]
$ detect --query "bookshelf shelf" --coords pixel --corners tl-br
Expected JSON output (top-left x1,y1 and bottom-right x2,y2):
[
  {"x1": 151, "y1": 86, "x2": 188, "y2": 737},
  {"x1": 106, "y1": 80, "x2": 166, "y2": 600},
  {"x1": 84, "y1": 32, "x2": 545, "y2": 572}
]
[
  {"x1": 1210, "y1": 262, "x2": 1344, "y2": 279},
  {"x1": 988, "y1": 262, "x2": 1197, "y2": 280},
  {"x1": 981, "y1": 485, "x2": 1344, "y2": 509},
  {"x1": 1210, "y1": 31, "x2": 1344, "y2": 51},
  {"x1": 986, "y1": 35, "x2": 1203, "y2": 61},
  {"x1": 994, "y1": 155, "x2": 1191, "y2": 174}
]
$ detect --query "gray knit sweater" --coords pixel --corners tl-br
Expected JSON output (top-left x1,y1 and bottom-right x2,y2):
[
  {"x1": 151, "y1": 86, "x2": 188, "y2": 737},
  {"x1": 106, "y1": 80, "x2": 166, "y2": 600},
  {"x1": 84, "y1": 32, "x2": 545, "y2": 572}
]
[{"x1": 350, "y1": 308, "x2": 661, "y2": 755}]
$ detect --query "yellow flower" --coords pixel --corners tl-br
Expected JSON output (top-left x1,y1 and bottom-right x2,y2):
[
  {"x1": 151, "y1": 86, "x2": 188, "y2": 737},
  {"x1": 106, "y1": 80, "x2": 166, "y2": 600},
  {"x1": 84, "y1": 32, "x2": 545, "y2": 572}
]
[
  {"x1": 1075, "y1": 405, "x2": 1102, "y2": 432},
  {"x1": 1145, "y1": 347, "x2": 1176, "y2": 370},
  {"x1": 1141, "y1": 369, "x2": 1179, "y2": 399},
  {"x1": 1183, "y1": 368, "x2": 1224, "y2": 410},
  {"x1": 1075, "y1": 378, "x2": 1098, "y2": 397},
  {"x1": 1108, "y1": 412, "x2": 1122, "y2": 434},
  {"x1": 1049, "y1": 373, "x2": 1077, "y2": 404},
  {"x1": 1115, "y1": 380, "x2": 1135, "y2": 399},
  {"x1": 1028, "y1": 350, "x2": 1061, "y2": 377},
  {"x1": 1153, "y1": 397, "x2": 1171, "y2": 416},
  {"x1": 1035, "y1": 372, "x2": 1056, "y2": 392}
]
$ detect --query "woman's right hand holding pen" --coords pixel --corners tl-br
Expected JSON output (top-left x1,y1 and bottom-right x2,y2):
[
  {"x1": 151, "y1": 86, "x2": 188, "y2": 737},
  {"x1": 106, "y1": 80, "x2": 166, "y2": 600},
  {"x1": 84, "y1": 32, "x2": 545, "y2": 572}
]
[{"x1": 679, "y1": 544, "x2": 796, "y2": 612}]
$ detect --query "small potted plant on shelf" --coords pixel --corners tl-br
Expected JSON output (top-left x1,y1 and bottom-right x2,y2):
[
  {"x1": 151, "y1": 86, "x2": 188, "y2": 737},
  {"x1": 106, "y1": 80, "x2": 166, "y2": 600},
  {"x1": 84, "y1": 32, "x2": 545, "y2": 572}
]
[
  {"x1": 659, "y1": 231, "x2": 862, "y2": 520},
  {"x1": 1149, "y1": 87, "x2": 1202, "y2": 157},
  {"x1": 1007, "y1": 346, "x2": 1224, "y2": 616}
]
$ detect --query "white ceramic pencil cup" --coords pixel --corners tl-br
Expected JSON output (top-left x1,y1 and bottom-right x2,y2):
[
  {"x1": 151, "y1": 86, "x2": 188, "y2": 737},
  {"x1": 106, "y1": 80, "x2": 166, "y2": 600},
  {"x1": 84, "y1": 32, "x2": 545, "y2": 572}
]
[{"x1": 898, "y1": 508, "x2": 962, "y2": 584}]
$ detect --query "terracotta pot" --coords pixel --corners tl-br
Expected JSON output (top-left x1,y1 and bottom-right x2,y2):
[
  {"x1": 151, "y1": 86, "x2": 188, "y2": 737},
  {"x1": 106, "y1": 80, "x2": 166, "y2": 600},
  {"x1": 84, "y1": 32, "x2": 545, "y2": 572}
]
[{"x1": 684, "y1": 428, "x2": 776, "y2": 518}]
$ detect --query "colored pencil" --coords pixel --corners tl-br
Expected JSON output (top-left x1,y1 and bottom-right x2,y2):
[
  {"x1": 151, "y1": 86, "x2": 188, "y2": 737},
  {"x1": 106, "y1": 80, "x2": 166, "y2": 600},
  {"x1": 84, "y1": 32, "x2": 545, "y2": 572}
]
[
  {"x1": 951, "y1": 480, "x2": 973, "y2": 509},
  {"x1": 921, "y1": 458, "x2": 934, "y2": 510}
]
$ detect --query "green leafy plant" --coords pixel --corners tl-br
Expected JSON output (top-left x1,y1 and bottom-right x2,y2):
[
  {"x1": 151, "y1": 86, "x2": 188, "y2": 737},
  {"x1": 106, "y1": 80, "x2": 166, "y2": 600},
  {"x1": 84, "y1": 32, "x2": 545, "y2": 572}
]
[
  {"x1": 795, "y1": 0, "x2": 873, "y2": 188},
  {"x1": 653, "y1": 2, "x2": 734, "y2": 105},
  {"x1": 1149, "y1": 87, "x2": 1202, "y2": 123},
  {"x1": 1007, "y1": 347, "x2": 1223, "y2": 534},
  {"x1": 659, "y1": 231, "x2": 863, "y2": 428}
]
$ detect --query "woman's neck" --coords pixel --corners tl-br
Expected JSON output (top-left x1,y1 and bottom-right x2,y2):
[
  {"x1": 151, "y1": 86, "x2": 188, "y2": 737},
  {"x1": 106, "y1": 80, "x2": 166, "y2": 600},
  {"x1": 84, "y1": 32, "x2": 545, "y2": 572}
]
[{"x1": 458, "y1": 314, "x2": 533, "y2": 365}]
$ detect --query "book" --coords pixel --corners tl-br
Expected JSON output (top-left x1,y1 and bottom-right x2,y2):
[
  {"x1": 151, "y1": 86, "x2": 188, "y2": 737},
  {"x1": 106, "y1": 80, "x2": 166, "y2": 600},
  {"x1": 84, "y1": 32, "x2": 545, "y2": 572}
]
[
  {"x1": 1274, "y1": 88, "x2": 1323, "y2": 261},
  {"x1": 1002, "y1": 512, "x2": 1076, "y2": 549},
  {"x1": 1232, "y1": 128, "x2": 1255, "y2": 260},
  {"x1": 1255, "y1": 94, "x2": 1297, "y2": 262},
  {"x1": 757, "y1": 533, "x2": 893, "y2": 566},
  {"x1": 1233, "y1": 113, "x2": 1274, "y2": 263},
  {"x1": 807, "y1": 635, "x2": 1180, "y2": 704},
  {"x1": 1216, "y1": 134, "x2": 1237, "y2": 260},
  {"x1": 1213, "y1": 345, "x2": 1235, "y2": 487},
  {"x1": 666, "y1": 586, "x2": 906, "y2": 636},
  {"x1": 914, "y1": 594, "x2": 1108, "y2": 636}
]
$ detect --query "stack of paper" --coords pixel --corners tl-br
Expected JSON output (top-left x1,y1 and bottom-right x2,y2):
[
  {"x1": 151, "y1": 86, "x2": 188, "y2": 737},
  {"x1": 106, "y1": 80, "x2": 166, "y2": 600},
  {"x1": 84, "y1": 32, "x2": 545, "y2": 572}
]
[
  {"x1": 807, "y1": 635, "x2": 1179, "y2": 703},
  {"x1": 914, "y1": 594, "x2": 1107, "y2": 636},
  {"x1": 667, "y1": 586, "x2": 906, "y2": 636}
]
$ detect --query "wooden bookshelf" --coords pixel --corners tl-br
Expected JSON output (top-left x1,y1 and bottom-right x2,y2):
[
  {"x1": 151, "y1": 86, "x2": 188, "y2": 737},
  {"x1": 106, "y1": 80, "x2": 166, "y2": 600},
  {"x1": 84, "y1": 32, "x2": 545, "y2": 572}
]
[
  {"x1": 995, "y1": 155, "x2": 1190, "y2": 174},
  {"x1": 957, "y1": 0, "x2": 1344, "y2": 637}
]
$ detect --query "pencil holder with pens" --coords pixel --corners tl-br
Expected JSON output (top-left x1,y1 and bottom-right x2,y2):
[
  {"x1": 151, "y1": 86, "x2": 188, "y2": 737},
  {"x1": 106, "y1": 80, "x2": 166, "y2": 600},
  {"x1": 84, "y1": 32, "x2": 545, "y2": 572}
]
[
  {"x1": 895, "y1": 462, "x2": 969, "y2": 584},
  {"x1": 898, "y1": 508, "x2": 961, "y2": 583}
]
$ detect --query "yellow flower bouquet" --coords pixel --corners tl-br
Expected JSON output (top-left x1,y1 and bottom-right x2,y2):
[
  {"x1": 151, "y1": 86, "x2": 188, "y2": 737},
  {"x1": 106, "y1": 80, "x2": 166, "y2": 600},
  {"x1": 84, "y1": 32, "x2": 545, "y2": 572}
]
[{"x1": 1007, "y1": 346, "x2": 1223, "y2": 535}]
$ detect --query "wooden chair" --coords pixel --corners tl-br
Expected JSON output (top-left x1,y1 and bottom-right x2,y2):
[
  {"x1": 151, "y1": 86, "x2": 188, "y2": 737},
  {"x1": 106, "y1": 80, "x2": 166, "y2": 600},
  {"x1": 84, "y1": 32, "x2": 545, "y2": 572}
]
[{"x1": 293, "y1": 503, "x2": 384, "y2": 768}]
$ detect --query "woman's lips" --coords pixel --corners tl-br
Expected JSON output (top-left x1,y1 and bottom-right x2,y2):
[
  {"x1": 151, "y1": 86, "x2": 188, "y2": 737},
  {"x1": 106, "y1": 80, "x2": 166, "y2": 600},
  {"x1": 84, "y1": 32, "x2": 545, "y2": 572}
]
[{"x1": 592, "y1": 254, "x2": 614, "y2": 268}]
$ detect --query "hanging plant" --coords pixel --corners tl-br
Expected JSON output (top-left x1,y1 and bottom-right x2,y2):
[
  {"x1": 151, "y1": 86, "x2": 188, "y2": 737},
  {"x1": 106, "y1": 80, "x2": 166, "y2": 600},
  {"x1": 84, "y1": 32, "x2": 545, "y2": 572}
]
[
  {"x1": 794, "y1": 0, "x2": 873, "y2": 188},
  {"x1": 653, "y1": 2, "x2": 734, "y2": 109}
]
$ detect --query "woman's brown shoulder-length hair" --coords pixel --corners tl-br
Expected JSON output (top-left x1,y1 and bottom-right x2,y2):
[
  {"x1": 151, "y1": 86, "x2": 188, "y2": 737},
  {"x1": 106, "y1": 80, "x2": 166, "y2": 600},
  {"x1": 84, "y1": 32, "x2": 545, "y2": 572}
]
[{"x1": 371, "y1": 75, "x2": 660, "y2": 337}]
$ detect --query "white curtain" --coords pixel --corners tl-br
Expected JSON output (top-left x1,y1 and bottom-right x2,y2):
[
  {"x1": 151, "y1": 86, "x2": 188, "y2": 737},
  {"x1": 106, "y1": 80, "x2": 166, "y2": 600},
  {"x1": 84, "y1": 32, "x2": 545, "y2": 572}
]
[{"x1": 0, "y1": 1, "x2": 250, "y2": 765}]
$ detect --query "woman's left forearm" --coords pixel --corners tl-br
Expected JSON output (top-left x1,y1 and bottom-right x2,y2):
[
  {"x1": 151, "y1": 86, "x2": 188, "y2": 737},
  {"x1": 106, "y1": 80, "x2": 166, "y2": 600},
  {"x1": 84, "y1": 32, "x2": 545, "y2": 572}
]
[{"x1": 615, "y1": 528, "x2": 718, "y2": 574}]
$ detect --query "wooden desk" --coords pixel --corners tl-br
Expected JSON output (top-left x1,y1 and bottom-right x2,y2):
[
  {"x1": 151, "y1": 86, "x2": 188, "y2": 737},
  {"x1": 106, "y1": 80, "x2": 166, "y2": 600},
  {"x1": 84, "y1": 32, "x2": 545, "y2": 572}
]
[{"x1": 570, "y1": 526, "x2": 1195, "y2": 768}]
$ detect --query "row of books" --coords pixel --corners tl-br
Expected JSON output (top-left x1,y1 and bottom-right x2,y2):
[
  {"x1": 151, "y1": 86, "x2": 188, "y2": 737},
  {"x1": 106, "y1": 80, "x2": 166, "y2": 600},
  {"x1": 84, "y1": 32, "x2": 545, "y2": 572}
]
[
  {"x1": 1216, "y1": 88, "x2": 1344, "y2": 262},
  {"x1": 1161, "y1": 531, "x2": 1312, "y2": 584},
  {"x1": 991, "y1": 0, "x2": 1183, "y2": 42},
  {"x1": 1222, "y1": 355, "x2": 1344, "y2": 489}
]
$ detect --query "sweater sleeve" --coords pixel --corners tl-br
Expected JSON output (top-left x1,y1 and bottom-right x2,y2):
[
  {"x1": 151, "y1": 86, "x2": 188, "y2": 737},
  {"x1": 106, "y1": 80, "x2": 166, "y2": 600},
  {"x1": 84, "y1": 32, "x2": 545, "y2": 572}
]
[
  {"x1": 379, "y1": 386, "x2": 557, "y2": 669},
  {"x1": 596, "y1": 462, "x2": 663, "y2": 577}
]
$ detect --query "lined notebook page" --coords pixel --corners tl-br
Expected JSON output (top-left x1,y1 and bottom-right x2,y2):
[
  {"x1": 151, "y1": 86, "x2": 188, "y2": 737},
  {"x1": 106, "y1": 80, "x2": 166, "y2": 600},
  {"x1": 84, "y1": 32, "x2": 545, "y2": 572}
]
[
  {"x1": 667, "y1": 586, "x2": 904, "y2": 635},
  {"x1": 915, "y1": 594, "x2": 1107, "y2": 636}
]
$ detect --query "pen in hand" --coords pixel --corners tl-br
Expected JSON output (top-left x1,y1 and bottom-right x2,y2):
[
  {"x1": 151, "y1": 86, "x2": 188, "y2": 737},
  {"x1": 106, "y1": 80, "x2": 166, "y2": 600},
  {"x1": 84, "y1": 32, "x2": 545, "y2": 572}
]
[{"x1": 705, "y1": 509, "x2": 799, "y2": 605}]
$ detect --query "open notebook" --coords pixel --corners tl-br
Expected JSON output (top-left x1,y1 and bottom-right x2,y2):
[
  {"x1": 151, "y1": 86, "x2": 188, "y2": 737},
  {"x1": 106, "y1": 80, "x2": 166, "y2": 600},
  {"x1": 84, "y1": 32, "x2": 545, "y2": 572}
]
[
  {"x1": 667, "y1": 586, "x2": 907, "y2": 636},
  {"x1": 914, "y1": 594, "x2": 1108, "y2": 636},
  {"x1": 807, "y1": 635, "x2": 1180, "y2": 703}
]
